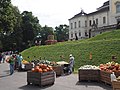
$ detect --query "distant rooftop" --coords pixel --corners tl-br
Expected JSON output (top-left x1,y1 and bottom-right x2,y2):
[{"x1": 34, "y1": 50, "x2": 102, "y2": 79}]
[
  {"x1": 69, "y1": 0, "x2": 109, "y2": 20},
  {"x1": 69, "y1": 9, "x2": 87, "y2": 20}
]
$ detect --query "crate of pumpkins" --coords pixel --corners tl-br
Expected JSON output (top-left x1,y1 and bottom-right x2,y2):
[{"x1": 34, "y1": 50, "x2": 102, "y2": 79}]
[
  {"x1": 27, "y1": 64, "x2": 55, "y2": 87},
  {"x1": 99, "y1": 61, "x2": 120, "y2": 85}
]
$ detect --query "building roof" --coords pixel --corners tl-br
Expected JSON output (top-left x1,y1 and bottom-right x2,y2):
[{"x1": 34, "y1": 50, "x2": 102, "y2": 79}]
[
  {"x1": 69, "y1": 0, "x2": 109, "y2": 20},
  {"x1": 69, "y1": 10, "x2": 87, "y2": 20},
  {"x1": 97, "y1": 1, "x2": 109, "y2": 11}
]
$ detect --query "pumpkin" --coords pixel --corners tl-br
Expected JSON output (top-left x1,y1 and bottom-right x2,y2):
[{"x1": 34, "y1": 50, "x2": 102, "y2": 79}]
[
  {"x1": 46, "y1": 67, "x2": 50, "y2": 71},
  {"x1": 41, "y1": 64, "x2": 47, "y2": 69},
  {"x1": 100, "y1": 64, "x2": 104, "y2": 67},
  {"x1": 38, "y1": 68, "x2": 43, "y2": 73},
  {"x1": 49, "y1": 67, "x2": 53, "y2": 71},
  {"x1": 43, "y1": 69, "x2": 47, "y2": 72},
  {"x1": 35, "y1": 66, "x2": 40, "y2": 72},
  {"x1": 39, "y1": 64, "x2": 44, "y2": 68}
]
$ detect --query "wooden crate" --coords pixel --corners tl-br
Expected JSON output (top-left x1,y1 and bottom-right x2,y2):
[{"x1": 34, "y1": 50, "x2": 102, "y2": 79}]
[
  {"x1": 24, "y1": 64, "x2": 33, "y2": 70},
  {"x1": 78, "y1": 69, "x2": 100, "y2": 82},
  {"x1": 27, "y1": 71, "x2": 55, "y2": 87},
  {"x1": 100, "y1": 70, "x2": 120, "y2": 85},
  {"x1": 112, "y1": 81, "x2": 120, "y2": 90},
  {"x1": 100, "y1": 70, "x2": 112, "y2": 85},
  {"x1": 53, "y1": 65, "x2": 63, "y2": 76}
]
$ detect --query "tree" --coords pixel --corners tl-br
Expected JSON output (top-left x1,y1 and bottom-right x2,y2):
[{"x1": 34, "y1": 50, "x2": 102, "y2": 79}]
[
  {"x1": 0, "y1": 0, "x2": 17, "y2": 34},
  {"x1": 55, "y1": 24, "x2": 69, "y2": 42},
  {"x1": 40, "y1": 25, "x2": 54, "y2": 45},
  {"x1": 6, "y1": 6, "x2": 23, "y2": 51},
  {"x1": 21, "y1": 11, "x2": 41, "y2": 48},
  {"x1": 0, "y1": 1, "x2": 20, "y2": 51}
]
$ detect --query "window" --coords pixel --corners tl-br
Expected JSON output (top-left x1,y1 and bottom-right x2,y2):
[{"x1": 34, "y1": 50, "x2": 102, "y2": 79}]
[
  {"x1": 116, "y1": 2, "x2": 120, "y2": 13},
  {"x1": 71, "y1": 33, "x2": 73, "y2": 38},
  {"x1": 85, "y1": 20, "x2": 87, "y2": 27},
  {"x1": 78, "y1": 21, "x2": 81, "y2": 27},
  {"x1": 116, "y1": 4, "x2": 120, "y2": 13},
  {"x1": 103, "y1": 17, "x2": 106, "y2": 24},
  {"x1": 79, "y1": 32, "x2": 81, "y2": 36},
  {"x1": 96, "y1": 18, "x2": 98, "y2": 25},
  {"x1": 89, "y1": 20, "x2": 92, "y2": 26},
  {"x1": 74, "y1": 22, "x2": 77, "y2": 28},
  {"x1": 93, "y1": 20, "x2": 95, "y2": 25},
  {"x1": 71, "y1": 23, "x2": 73, "y2": 29}
]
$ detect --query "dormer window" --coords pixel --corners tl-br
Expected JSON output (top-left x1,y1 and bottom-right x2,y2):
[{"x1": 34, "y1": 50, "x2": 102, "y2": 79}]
[{"x1": 115, "y1": 1, "x2": 120, "y2": 13}]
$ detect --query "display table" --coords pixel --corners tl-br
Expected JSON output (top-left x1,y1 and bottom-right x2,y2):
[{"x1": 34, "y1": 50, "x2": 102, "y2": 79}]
[{"x1": 56, "y1": 61, "x2": 69, "y2": 65}]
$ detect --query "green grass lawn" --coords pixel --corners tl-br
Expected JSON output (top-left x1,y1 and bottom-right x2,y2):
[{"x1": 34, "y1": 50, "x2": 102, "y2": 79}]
[{"x1": 21, "y1": 29, "x2": 120, "y2": 72}]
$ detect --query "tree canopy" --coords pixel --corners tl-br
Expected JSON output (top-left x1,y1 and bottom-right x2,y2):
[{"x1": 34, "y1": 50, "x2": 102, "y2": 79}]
[
  {"x1": 0, "y1": 0, "x2": 69, "y2": 52},
  {"x1": 55, "y1": 24, "x2": 69, "y2": 42}
]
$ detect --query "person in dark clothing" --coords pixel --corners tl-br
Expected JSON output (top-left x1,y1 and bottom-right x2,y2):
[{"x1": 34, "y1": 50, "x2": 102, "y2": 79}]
[{"x1": 0, "y1": 53, "x2": 2, "y2": 64}]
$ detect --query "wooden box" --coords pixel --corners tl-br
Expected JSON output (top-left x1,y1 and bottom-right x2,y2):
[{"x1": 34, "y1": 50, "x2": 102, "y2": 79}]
[
  {"x1": 100, "y1": 70, "x2": 120, "y2": 85},
  {"x1": 112, "y1": 81, "x2": 120, "y2": 90},
  {"x1": 24, "y1": 64, "x2": 33, "y2": 70},
  {"x1": 78, "y1": 69, "x2": 100, "y2": 82},
  {"x1": 53, "y1": 65, "x2": 63, "y2": 76},
  {"x1": 27, "y1": 71, "x2": 55, "y2": 87}
]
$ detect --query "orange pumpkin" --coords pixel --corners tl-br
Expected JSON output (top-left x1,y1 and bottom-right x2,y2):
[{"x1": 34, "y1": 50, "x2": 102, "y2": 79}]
[
  {"x1": 100, "y1": 64, "x2": 104, "y2": 67},
  {"x1": 41, "y1": 64, "x2": 47, "y2": 69},
  {"x1": 46, "y1": 67, "x2": 50, "y2": 71},
  {"x1": 49, "y1": 67, "x2": 53, "y2": 71},
  {"x1": 35, "y1": 66, "x2": 40, "y2": 72},
  {"x1": 43, "y1": 69, "x2": 47, "y2": 72},
  {"x1": 39, "y1": 64, "x2": 44, "y2": 68},
  {"x1": 38, "y1": 68, "x2": 43, "y2": 73}
]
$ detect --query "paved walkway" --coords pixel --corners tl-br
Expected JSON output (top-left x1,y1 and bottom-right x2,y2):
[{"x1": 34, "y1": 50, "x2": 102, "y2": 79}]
[{"x1": 0, "y1": 63, "x2": 112, "y2": 90}]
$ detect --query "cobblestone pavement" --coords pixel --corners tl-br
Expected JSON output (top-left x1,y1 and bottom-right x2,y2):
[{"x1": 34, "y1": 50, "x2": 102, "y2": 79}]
[{"x1": 0, "y1": 63, "x2": 112, "y2": 90}]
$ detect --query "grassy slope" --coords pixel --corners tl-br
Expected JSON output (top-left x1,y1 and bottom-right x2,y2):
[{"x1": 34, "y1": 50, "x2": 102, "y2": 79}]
[{"x1": 21, "y1": 30, "x2": 120, "y2": 72}]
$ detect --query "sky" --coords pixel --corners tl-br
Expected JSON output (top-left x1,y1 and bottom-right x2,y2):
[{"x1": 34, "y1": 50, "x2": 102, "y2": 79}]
[{"x1": 11, "y1": 0, "x2": 108, "y2": 28}]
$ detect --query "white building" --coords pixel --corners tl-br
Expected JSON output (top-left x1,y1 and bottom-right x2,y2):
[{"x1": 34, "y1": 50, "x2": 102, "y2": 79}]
[{"x1": 68, "y1": 0, "x2": 120, "y2": 40}]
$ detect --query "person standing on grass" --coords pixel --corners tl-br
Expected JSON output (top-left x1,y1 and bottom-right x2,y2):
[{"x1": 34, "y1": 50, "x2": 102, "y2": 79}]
[{"x1": 68, "y1": 54, "x2": 75, "y2": 74}]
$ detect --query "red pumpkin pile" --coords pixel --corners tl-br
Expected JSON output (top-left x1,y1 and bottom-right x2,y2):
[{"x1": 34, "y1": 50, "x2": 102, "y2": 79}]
[
  {"x1": 99, "y1": 61, "x2": 120, "y2": 72},
  {"x1": 31, "y1": 64, "x2": 53, "y2": 73}
]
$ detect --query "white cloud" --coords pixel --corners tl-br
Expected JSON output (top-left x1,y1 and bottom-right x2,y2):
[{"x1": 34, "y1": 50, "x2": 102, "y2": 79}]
[{"x1": 11, "y1": 0, "x2": 108, "y2": 28}]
